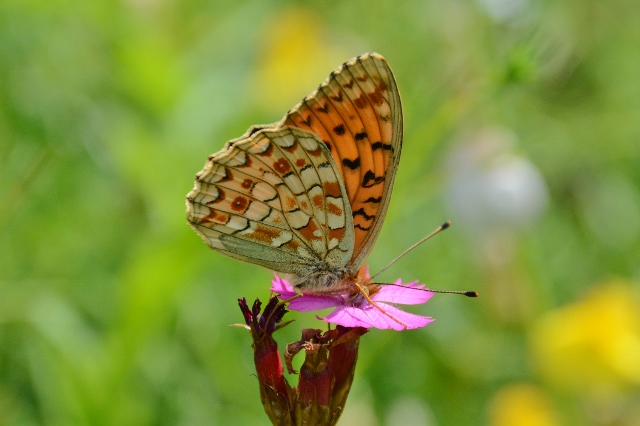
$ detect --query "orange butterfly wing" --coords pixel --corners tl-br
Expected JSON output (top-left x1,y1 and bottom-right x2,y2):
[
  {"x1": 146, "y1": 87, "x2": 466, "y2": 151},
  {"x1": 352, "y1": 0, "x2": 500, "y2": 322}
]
[{"x1": 282, "y1": 53, "x2": 403, "y2": 268}]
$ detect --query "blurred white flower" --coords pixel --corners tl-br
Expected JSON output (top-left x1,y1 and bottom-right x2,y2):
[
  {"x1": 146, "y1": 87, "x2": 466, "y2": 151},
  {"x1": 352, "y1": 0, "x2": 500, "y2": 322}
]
[
  {"x1": 445, "y1": 127, "x2": 549, "y2": 239},
  {"x1": 478, "y1": 0, "x2": 530, "y2": 22},
  {"x1": 386, "y1": 396, "x2": 435, "y2": 426},
  {"x1": 445, "y1": 128, "x2": 549, "y2": 323}
]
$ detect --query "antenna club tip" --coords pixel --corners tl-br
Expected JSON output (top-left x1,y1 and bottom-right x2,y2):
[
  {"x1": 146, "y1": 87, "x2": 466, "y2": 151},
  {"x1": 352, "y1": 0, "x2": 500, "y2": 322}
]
[
  {"x1": 441, "y1": 220, "x2": 451, "y2": 229},
  {"x1": 465, "y1": 291, "x2": 479, "y2": 298}
]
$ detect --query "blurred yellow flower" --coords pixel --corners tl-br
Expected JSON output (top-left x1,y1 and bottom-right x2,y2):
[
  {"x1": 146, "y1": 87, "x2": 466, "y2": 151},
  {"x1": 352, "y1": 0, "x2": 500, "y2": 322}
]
[
  {"x1": 531, "y1": 280, "x2": 640, "y2": 390},
  {"x1": 488, "y1": 383, "x2": 559, "y2": 426},
  {"x1": 250, "y1": 7, "x2": 351, "y2": 114}
]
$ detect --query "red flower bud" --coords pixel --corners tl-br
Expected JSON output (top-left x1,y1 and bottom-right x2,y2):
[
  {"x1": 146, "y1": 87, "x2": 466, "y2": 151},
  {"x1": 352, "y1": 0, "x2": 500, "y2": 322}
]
[{"x1": 238, "y1": 297, "x2": 367, "y2": 425}]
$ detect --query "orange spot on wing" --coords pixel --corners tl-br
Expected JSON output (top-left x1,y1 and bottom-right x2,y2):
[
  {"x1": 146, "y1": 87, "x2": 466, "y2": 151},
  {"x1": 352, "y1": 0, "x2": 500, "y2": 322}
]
[
  {"x1": 353, "y1": 93, "x2": 367, "y2": 109},
  {"x1": 307, "y1": 146, "x2": 323, "y2": 157},
  {"x1": 323, "y1": 182, "x2": 341, "y2": 198},
  {"x1": 230, "y1": 196, "x2": 248, "y2": 212},
  {"x1": 253, "y1": 224, "x2": 284, "y2": 243},
  {"x1": 327, "y1": 201, "x2": 343, "y2": 216},
  {"x1": 328, "y1": 228, "x2": 344, "y2": 241},
  {"x1": 296, "y1": 219, "x2": 321, "y2": 241},
  {"x1": 200, "y1": 210, "x2": 228, "y2": 225},
  {"x1": 368, "y1": 88, "x2": 383, "y2": 106},
  {"x1": 284, "y1": 196, "x2": 297, "y2": 211},
  {"x1": 284, "y1": 239, "x2": 299, "y2": 251},
  {"x1": 273, "y1": 158, "x2": 291, "y2": 174}
]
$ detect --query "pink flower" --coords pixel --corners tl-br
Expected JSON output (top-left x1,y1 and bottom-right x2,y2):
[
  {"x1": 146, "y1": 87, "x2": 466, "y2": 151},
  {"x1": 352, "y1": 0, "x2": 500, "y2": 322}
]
[{"x1": 270, "y1": 273, "x2": 435, "y2": 331}]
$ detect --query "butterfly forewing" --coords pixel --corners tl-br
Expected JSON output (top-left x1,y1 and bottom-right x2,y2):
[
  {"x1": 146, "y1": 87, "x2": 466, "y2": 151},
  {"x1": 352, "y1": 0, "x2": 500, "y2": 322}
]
[
  {"x1": 282, "y1": 53, "x2": 402, "y2": 269},
  {"x1": 187, "y1": 127, "x2": 354, "y2": 276}
]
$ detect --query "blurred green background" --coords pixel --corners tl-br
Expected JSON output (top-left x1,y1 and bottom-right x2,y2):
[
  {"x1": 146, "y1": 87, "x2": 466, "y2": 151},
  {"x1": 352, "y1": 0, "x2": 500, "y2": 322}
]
[{"x1": 2, "y1": 0, "x2": 640, "y2": 425}]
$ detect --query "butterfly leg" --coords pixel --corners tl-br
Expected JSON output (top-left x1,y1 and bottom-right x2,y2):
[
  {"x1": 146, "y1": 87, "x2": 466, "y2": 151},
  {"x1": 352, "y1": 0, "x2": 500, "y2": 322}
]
[{"x1": 353, "y1": 282, "x2": 409, "y2": 330}]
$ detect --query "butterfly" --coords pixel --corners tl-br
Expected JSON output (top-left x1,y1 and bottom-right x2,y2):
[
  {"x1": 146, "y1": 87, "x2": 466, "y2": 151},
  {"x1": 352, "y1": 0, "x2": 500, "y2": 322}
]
[{"x1": 186, "y1": 53, "x2": 402, "y2": 296}]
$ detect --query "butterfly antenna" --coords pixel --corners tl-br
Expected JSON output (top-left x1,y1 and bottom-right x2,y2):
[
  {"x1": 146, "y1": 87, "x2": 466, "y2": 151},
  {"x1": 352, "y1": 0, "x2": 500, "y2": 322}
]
[
  {"x1": 371, "y1": 221, "x2": 451, "y2": 280},
  {"x1": 374, "y1": 282, "x2": 478, "y2": 298},
  {"x1": 427, "y1": 288, "x2": 478, "y2": 297}
]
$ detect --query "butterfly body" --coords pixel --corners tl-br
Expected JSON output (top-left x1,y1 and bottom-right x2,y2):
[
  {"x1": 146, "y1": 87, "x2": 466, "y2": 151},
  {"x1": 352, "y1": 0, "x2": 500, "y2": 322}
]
[{"x1": 186, "y1": 53, "x2": 402, "y2": 296}]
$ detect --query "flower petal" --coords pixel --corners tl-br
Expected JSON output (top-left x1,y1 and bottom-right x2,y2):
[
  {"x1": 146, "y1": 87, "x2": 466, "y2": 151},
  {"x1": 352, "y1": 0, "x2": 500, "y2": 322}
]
[
  {"x1": 372, "y1": 280, "x2": 435, "y2": 305},
  {"x1": 289, "y1": 296, "x2": 341, "y2": 312},
  {"x1": 271, "y1": 273, "x2": 435, "y2": 330},
  {"x1": 320, "y1": 303, "x2": 434, "y2": 330},
  {"x1": 270, "y1": 274, "x2": 295, "y2": 295},
  {"x1": 271, "y1": 274, "x2": 342, "y2": 311}
]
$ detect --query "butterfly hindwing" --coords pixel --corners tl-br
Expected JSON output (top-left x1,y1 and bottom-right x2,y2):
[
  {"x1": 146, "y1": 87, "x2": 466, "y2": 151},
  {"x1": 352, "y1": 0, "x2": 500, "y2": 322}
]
[{"x1": 187, "y1": 127, "x2": 354, "y2": 275}]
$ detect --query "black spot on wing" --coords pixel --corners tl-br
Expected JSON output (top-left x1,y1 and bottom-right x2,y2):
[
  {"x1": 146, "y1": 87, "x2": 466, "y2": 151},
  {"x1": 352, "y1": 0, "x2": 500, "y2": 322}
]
[
  {"x1": 352, "y1": 208, "x2": 375, "y2": 220},
  {"x1": 316, "y1": 103, "x2": 329, "y2": 113},
  {"x1": 342, "y1": 157, "x2": 361, "y2": 170},
  {"x1": 362, "y1": 170, "x2": 385, "y2": 188},
  {"x1": 371, "y1": 141, "x2": 393, "y2": 151},
  {"x1": 354, "y1": 223, "x2": 371, "y2": 231}
]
